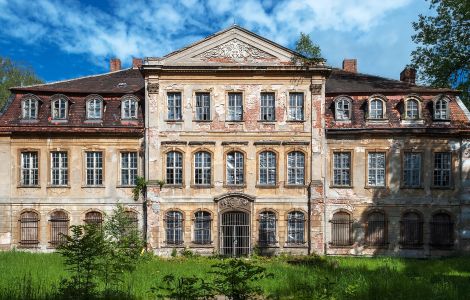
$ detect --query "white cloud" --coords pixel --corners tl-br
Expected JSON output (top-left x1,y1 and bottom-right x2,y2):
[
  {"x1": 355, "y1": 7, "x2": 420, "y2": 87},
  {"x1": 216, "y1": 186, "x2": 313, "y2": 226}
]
[{"x1": 0, "y1": 0, "x2": 425, "y2": 78}]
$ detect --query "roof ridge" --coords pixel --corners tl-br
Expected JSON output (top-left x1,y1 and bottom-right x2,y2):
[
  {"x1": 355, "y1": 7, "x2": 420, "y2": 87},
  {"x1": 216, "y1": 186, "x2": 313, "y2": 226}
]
[{"x1": 10, "y1": 68, "x2": 133, "y2": 90}]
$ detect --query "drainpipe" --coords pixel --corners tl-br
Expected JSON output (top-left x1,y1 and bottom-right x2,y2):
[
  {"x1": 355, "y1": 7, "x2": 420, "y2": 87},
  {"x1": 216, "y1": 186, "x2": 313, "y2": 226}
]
[{"x1": 307, "y1": 182, "x2": 312, "y2": 255}]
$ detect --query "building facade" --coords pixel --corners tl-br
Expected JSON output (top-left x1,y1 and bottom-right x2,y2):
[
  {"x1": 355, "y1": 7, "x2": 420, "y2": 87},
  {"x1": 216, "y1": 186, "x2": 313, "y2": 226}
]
[{"x1": 1, "y1": 26, "x2": 470, "y2": 257}]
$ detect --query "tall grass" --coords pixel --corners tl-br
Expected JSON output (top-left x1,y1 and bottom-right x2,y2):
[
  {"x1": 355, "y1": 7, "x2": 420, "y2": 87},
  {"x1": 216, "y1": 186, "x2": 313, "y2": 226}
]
[{"x1": 1, "y1": 251, "x2": 469, "y2": 299}]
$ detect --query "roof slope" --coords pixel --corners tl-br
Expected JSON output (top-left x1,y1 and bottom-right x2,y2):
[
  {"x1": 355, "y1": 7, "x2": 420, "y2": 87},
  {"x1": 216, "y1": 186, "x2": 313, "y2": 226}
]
[{"x1": 10, "y1": 68, "x2": 144, "y2": 94}]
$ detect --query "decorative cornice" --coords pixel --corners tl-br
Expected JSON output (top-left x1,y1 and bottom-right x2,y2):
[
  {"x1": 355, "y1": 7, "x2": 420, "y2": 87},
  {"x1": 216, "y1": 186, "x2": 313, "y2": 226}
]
[{"x1": 196, "y1": 39, "x2": 276, "y2": 63}]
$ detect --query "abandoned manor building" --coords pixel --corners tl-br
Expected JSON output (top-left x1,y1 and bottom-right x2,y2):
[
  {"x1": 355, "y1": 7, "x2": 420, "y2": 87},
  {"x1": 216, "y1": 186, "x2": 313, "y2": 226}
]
[{"x1": 1, "y1": 26, "x2": 470, "y2": 257}]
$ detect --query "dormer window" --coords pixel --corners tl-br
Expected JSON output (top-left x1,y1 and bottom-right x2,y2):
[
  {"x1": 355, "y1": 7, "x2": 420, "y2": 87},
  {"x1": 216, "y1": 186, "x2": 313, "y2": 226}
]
[
  {"x1": 434, "y1": 96, "x2": 450, "y2": 120},
  {"x1": 121, "y1": 96, "x2": 138, "y2": 119},
  {"x1": 22, "y1": 96, "x2": 39, "y2": 120},
  {"x1": 404, "y1": 97, "x2": 422, "y2": 120},
  {"x1": 368, "y1": 96, "x2": 386, "y2": 120},
  {"x1": 86, "y1": 96, "x2": 103, "y2": 120},
  {"x1": 334, "y1": 96, "x2": 351, "y2": 120},
  {"x1": 51, "y1": 96, "x2": 68, "y2": 120}
]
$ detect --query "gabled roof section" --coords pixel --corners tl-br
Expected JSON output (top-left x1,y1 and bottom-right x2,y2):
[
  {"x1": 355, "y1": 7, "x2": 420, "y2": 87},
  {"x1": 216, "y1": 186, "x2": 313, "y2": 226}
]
[
  {"x1": 10, "y1": 68, "x2": 144, "y2": 94},
  {"x1": 145, "y1": 25, "x2": 302, "y2": 67}
]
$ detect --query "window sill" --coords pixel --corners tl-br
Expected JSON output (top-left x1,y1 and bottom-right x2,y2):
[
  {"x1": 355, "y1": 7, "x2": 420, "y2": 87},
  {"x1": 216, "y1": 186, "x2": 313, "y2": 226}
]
[
  {"x1": 162, "y1": 244, "x2": 185, "y2": 248},
  {"x1": 224, "y1": 184, "x2": 246, "y2": 188},
  {"x1": 364, "y1": 185, "x2": 386, "y2": 189},
  {"x1": 165, "y1": 119, "x2": 183, "y2": 123},
  {"x1": 366, "y1": 118, "x2": 388, "y2": 122},
  {"x1": 256, "y1": 184, "x2": 278, "y2": 189},
  {"x1": 17, "y1": 185, "x2": 41, "y2": 188},
  {"x1": 284, "y1": 184, "x2": 307, "y2": 189},
  {"x1": 329, "y1": 244, "x2": 353, "y2": 249},
  {"x1": 47, "y1": 185, "x2": 71, "y2": 189},
  {"x1": 284, "y1": 244, "x2": 307, "y2": 248},
  {"x1": 20, "y1": 119, "x2": 39, "y2": 123},
  {"x1": 193, "y1": 120, "x2": 212, "y2": 123},
  {"x1": 50, "y1": 119, "x2": 68, "y2": 123},
  {"x1": 117, "y1": 185, "x2": 136, "y2": 188},
  {"x1": 330, "y1": 185, "x2": 353, "y2": 189},
  {"x1": 84, "y1": 119, "x2": 103, "y2": 123},
  {"x1": 286, "y1": 120, "x2": 305, "y2": 123},
  {"x1": 190, "y1": 184, "x2": 213, "y2": 189},
  {"x1": 400, "y1": 186, "x2": 424, "y2": 189},
  {"x1": 225, "y1": 120, "x2": 244, "y2": 123},
  {"x1": 258, "y1": 120, "x2": 276, "y2": 123},
  {"x1": 334, "y1": 119, "x2": 351, "y2": 124},
  {"x1": 82, "y1": 185, "x2": 106, "y2": 188},
  {"x1": 188, "y1": 243, "x2": 214, "y2": 248},
  {"x1": 430, "y1": 186, "x2": 454, "y2": 190},
  {"x1": 401, "y1": 119, "x2": 424, "y2": 125},
  {"x1": 257, "y1": 244, "x2": 279, "y2": 248}
]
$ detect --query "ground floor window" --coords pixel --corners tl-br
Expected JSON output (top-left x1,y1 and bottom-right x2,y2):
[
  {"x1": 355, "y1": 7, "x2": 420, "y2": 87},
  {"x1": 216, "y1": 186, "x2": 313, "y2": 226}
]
[
  {"x1": 194, "y1": 211, "x2": 211, "y2": 245},
  {"x1": 331, "y1": 211, "x2": 352, "y2": 246},
  {"x1": 20, "y1": 211, "x2": 39, "y2": 246},
  {"x1": 49, "y1": 211, "x2": 69, "y2": 246},
  {"x1": 430, "y1": 212, "x2": 453, "y2": 248},
  {"x1": 166, "y1": 211, "x2": 183, "y2": 245},
  {"x1": 287, "y1": 211, "x2": 304, "y2": 244},
  {"x1": 366, "y1": 211, "x2": 387, "y2": 246},
  {"x1": 259, "y1": 211, "x2": 276, "y2": 246},
  {"x1": 400, "y1": 212, "x2": 423, "y2": 248}
]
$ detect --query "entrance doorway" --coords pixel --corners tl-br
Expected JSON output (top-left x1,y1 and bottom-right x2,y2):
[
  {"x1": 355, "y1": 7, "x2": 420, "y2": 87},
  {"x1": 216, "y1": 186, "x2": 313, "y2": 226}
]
[{"x1": 220, "y1": 211, "x2": 250, "y2": 256}]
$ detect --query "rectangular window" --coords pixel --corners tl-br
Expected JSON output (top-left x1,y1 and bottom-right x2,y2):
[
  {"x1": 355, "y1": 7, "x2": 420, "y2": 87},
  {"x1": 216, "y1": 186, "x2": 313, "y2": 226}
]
[
  {"x1": 433, "y1": 152, "x2": 451, "y2": 187},
  {"x1": 21, "y1": 152, "x2": 39, "y2": 186},
  {"x1": 367, "y1": 152, "x2": 385, "y2": 187},
  {"x1": 288, "y1": 92, "x2": 304, "y2": 121},
  {"x1": 403, "y1": 152, "x2": 422, "y2": 187},
  {"x1": 260, "y1": 92, "x2": 275, "y2": 121},
  {"x1": 333, "y1": 152, "x2": 351, "y2": 186},
  {"x1": 227, "y1": 92, "x2": 243, "y2": 121},
  {"x1": 51, "y1": 152, "x2": 68, "y2": 186},
  {"x1": 167, "y1": 92, "x2": 182, "y2": 120},
  {"x1": 195, "y1": 92, "x2": 210, "y2": 121},
  {"x1": 121, "y1": 152, "x2": 138, "y2": 186},
  {"x1": 86, "y1": 151, "x2": 103, "y2": 186}
]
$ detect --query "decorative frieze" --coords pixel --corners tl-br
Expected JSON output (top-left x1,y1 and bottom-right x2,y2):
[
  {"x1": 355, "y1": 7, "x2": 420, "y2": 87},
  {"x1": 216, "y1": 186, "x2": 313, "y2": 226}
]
[
  {"x1": 147, "y1": 82, "x2": 159, "y2": 94},
  {"x1": 196, "y1": 39, "x2": 275, "y2": 63}
]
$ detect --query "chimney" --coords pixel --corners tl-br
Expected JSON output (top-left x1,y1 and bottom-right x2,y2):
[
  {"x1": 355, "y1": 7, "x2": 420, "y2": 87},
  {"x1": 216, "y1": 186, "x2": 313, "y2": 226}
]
[
  {"x1": 132, "y1": 57, "x2": 143, "y2": 69},
  {"x1": 342, "y1": 59, "x2": 357, "y2": 73},
  {"x1": 110, "y1": 58, "x2": 121, "y2": 72},
  {"x1": 400, "y1": 67, "x2": 416, "y2": 85}
]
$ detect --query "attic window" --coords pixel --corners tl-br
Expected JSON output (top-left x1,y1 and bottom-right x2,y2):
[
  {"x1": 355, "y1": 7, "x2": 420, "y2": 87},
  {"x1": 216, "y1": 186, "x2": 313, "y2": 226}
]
[
  {"x1": 367, "y1": 96, "x2": 387, "y2": 120},
  {"x1": 334, "y1": 96, "x2": 352, "y2": 121},
  {"x1": 117, "y1": 82, "x2": 127, "y2": 88}
]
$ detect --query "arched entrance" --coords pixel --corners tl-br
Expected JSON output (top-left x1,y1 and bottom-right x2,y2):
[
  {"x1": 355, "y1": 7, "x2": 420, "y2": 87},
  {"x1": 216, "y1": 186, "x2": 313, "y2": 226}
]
[{"x1": 220, "y1": 211, "x2": 250, "y2": 256}]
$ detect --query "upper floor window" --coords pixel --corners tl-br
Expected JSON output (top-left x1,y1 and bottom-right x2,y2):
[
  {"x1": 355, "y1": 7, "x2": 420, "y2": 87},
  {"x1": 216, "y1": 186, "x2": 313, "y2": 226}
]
[
  {"x1": 403, "y1": 152, "x2": 422, "y2": 188},
  {"x1": 22, "y1": 97, "x2": 38, "y2": 120},
  {"x1": 287, "y1": 151, "x2": 305, "y2": 185},
  {"x1": 335, "y1": 96, "x2": 351, "y2": 120},
  {"x1": 333, "y1": 152, "x2": 351, "y2": 186},
  {"x1": 51, "y1": 97, "x2": 68, "y2": 120},
  {"x1": 195, "y1": 92, "x2": 210, "y2": 121},
  {"x1": 167, "y1": 92, "x2": 182, "y2": 120},
  {"x1": 368, "y1": 98, "x2": 385, "y2": 119},
  {"x1": 21, "y1": 151, "x2": 39, "y2": 186},
  {"x1": 86, "y1": 96, "x2": 103, "y2": 120},
  {"x1": 166, "y1": 151, "x2": 183, "y2": 185},
  {"x1": 288, "y1": 92, "x2": 304, "y2": 121},
  {"x1": 121, "y1": 96, "x2": 138, "y2": 119},
  {"x1": 259, "y1": 211, "x2": 276, "y2": 246},
  {"x1": 260, "y1": 92, "x2": 275, "y2": 121},
  {"x1": 51, "y1": 151, "x2": 68, "y2": 186},
  {"x1": 367, "y1": 152, "x2": 385, "y2": 187},
  {"x1": 194, "y1": 151, "x2": 211, "y2": 185},
  {"x1": 434, "y1": 96, "x2": 450, "y2": 120},
  {"x1": 226, "y1": 151, "x2": 244, "y2": 185},
  {"x1": 287, "y1": 211, "x2": 305, "y2": 244},
  {"x1": 405, "y1": 98, "x2": 420, "y2": 119},
  {"x1": 227, "y1": 92, "x2": 243, "y2": 121},
  {"x1": 166, "y1": 210, "x2": 183, "y2": 245},
  {"x1": 20, "y1": 211, "x2": 39, "y2": 246},
  {"x1": 433, "y1": 152, "x2": 451, "y2": 187},
  {"x1": 85, "y1": 151, "x2": 103, "y2": 186},
  {"x1": 194, "y1": 211, "x2": 211, "y2": 245},
  {"x1": 259, "y1": 151, "x2": 276, "y2": 185},
  {"x1": 121, "y1": 152, "x2": 138, "y2": 186}
]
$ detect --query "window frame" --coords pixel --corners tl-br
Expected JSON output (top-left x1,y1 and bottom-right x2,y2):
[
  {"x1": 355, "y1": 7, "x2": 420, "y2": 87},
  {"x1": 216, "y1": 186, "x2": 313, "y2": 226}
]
[
  {"x1": 365, "y1": 210, "x2": 388, "y2": 247},
  {"x1": 50, "y1": 151, "x2": 69, "y2": 187},
  {"x1": 167, "y1": 91, "x2": 183, "y2": 121},
  {"x1": 165, "y1": 150, "x2": 184, "y2": 186},
  {"x1": 258, "y1": 150, "x2": 278, "y2": 186},
  {"x1": 403, "y1": 97, "x2": 421, "y2": 120},
  {"x1": 259, "y1": 92, "x2": 276, "y2": 121},
  {"x1": 193, "y1": 210, "x2": 212, "y2": 245},
  {"x1": 86, "y1": 95, "x2": 104, "y2": 120},
  {"x1": 258, "y1": 210, "x2": 277, "y2": 247},
  {"x1": 21, "y1": 96, "x2": 39, "y2": 120},
  {"x1": 400, "y1": 211, "x2": 424, "y2": 248},
  {"x1": 334, "y1": 96, "x2": 352, "y2": 121},
  {"x1": 331, "y1": 150, "x2": 353, "y2": 187},
  {"x1": 193, "y1": 150, "x2": 212, "y2": 186},
  {"x1": 367, "y1": 96, "x2": 387, "y2": 120},
  {"x1": 165, "y1": 210, "x2": 184, "y2": 245},
  {"x1": 120, "y1": 151, "x2": 138, "y2": 186},
  {"x1": 433, "y1": 95, "x2": 450, "y2": 121},
  {"x1": 286, "y1": 211, "x2": 305, "y2": 245},
  {"x1": 365, "y1": 150, "x2": 387, "y2": 188},
  {"x1": 84, "y1": 211, "x2": 104, "y2": 227},
  {"x1": 19, "y1": 210, "x2": 40, "y2": 247},
  {"x1": 225, "y1": 150, "x2": 245, "y2": 186},
  {"x1": 20, "y1": 150, "x2": 39, "y2": 187},
  {"x1": 194, "y1": 92, "x2": 211, "y2": 121},
  {"x1": 430, "y1": 211, "x2": 454, "y2": 248},
  {"x1": 288, "y1": 92, "x2": 305, "y2": 121},
  {"x1": 432, "y1": 151, "x2": 452, "y2": 188},
  {"x1": 286, "y1": 150, "x2": 306, "y2": 186},
  {"x1": 226, "y1": 92, "x2": 244, "y2": 121},
  {"x1": 401, "y1": 150, "x2": 423, "y2": 188},
  {"x1": 84, "y1": 150, "x2": 104, "y2": 187},
  {"x1": 330, "y1": 211, "x2": 353, "y2": 247},
  {"x1": 49, "y1": 210, "x2": 69, "y2": 247},
  {"x1": 51, "y1": 96, "x2": 69, "y2": 120},
  {"x1": 121, "y1": 95, "x2": 139, "y2": 120}
]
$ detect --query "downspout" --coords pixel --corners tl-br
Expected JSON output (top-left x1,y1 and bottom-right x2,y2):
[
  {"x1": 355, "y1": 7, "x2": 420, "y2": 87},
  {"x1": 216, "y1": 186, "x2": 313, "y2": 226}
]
[
  {"x1": 143, "y1": 66, "x2": 149, "y2": 248},
  {"x1": 307, "y1": 182, "x2": 312, "y2": 255}
]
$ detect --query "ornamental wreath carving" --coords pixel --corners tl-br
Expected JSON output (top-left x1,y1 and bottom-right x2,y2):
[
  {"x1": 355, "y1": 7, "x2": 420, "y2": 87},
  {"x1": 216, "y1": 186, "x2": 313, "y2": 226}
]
[
  {"x1": 147, "y1": 83, "x2": 159, "y2": 94},
  {"x1": 197, "y1": 39, "x2": 275, "y2": 62},
  {"x1": 219, "y1": 197, "x2": 250, "y2": 209}
]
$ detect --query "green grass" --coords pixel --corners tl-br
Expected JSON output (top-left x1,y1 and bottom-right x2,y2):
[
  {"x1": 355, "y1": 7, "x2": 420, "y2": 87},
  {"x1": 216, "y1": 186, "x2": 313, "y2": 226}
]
[{"x1": 1, "y1": 251, "x2": 470, "y2": 299}]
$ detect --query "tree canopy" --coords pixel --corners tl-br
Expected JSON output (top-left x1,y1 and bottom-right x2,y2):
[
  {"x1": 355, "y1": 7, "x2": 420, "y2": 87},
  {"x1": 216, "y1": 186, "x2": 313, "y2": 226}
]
[
  {"x1": 292, "y1": 32, "x2": 325, "y2": 65},
  {"x1": 411, "y1": 0, "x2": 469, "y2": 106},
  {"x1": 0, "y1": 57, "x2": 43, "y2": 108}
]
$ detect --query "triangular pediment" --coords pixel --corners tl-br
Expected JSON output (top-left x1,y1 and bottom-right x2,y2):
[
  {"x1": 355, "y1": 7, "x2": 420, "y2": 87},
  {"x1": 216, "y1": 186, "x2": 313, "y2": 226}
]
[{"x1": 153, "y1": 26, "x2": 298, "y2": 66}]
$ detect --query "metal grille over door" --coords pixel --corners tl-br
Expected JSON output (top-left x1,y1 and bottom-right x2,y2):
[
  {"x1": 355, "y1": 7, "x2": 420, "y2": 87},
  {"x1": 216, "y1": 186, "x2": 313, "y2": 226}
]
[{"x1": 220, "y1": 211, "x2": 250, "y2": 256}]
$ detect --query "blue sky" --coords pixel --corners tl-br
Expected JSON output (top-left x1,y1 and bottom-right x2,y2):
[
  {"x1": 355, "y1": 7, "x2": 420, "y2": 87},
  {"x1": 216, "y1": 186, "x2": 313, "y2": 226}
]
[{"x1": 0, "y1": 0, "x2": 432, "y2": 83}]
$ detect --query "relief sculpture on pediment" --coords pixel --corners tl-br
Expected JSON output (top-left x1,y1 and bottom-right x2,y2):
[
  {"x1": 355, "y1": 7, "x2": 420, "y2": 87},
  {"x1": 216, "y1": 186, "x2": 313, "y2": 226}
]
[{"x1": 196, "y1": 39, "x2": 276, "y2": 63}]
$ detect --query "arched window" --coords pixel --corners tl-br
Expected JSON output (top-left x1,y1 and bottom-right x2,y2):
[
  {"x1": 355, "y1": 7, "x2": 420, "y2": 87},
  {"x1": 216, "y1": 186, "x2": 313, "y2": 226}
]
[
  {"x1": 369, "y1": 98, "x2": 384, "y2": 119},
  {"x1": 194, "y1": 211, "x2": 211, "y2": 245},
  {"x1": 124, "y1": 211, "x2": 138, "y2": 231},
  {"x1": 287, "y1": 211, "x2": 304, "y2": 244},
  {"x1": 405, "y1": 98, "x2": 419, "y2": 119},
  {"x1": 86, "y1": 96, "x2": 103, "y2": 119},
  {"x1": 51, "y1": 97, "x2": 68, "y2": 120},
  {"x1": 400, "y1": 212, "x2": 423, "y2": 248},
  {"x1": 166, "y1": 211, "x2": 183, "y2": 245},
  {"x1": 287, "y1": 151, "x2": 305, "y2": 185},
  {"x1": 84, "y1": 211, "x2": 103, "y2": 227},
  {"x1": 430, "y1": 212, "x2": 453, "y2": 248},
  {"x1": 20, "y1": 211, "x2": 39, "y2": 246},
  {"x1": 434, "y1": 97, "x2": 450, "y2": 120},
  {"x1": 259, "y1": 151, "x2": 276, "y2": 185},
  {"x1": 259, "y1": 211, "x2": 276, "y2": 246},
  {"x1": 49, "y1": 211, "x2": 69, "y2": 246},
  {"x1": 121, "y1": 96, "x2": 138, "y2": 119},
  {"x1": 335, "y1": 96, "x2": 351, "y2": 120},
  {"x1": 366, "y1": 211, "x2": 387, "y2": 246},
  {"x1": 22, "y1": 97, "x2": 39, "y2": 119},
  {"x1": 194, "y1": 151, "x2": 211, "y2": 185},
  {"x1": 226, "y1": 151, "x2": 244, "y2": 185},
  {"x1": 331, "y1": 211, "x2": 353, "y2": 246},
  {"x1": 166, "y1": 151, "x2": 183, "y2": 185}
]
